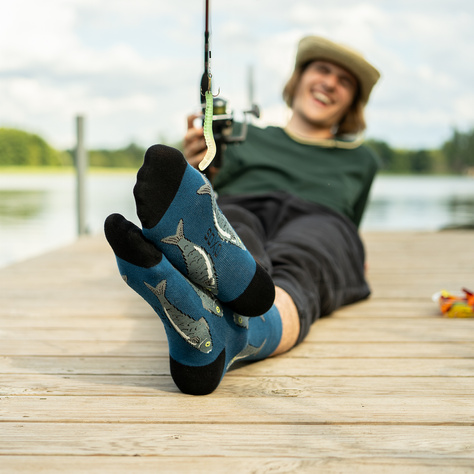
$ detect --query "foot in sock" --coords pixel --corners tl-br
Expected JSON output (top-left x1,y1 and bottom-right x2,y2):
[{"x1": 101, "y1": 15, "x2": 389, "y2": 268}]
[
  {"x1": 104, "y1": 214, "x2": 282, "y2": 395},
  {"x1": 133, "y1": 144, "x2": 274, "y2": 317}
]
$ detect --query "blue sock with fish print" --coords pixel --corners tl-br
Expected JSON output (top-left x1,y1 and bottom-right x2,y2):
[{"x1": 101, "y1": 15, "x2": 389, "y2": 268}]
[
  {"x1": 132, "y1": 144, "x2": 275, "y2": 317},
  {"x1": 104, "y1": 213, "x2": 282, "y2": 395}
]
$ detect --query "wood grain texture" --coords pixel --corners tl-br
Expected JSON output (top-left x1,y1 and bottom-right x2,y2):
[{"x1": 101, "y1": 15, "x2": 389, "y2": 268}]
[{"x1": 1, "y1": 230, "x2": 473, "y2": 473}]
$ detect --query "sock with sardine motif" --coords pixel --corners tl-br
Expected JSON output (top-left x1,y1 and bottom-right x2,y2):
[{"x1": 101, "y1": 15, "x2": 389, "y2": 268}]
[
  {"x1": 132, "y1": 144, "x2": 274, "y2": 317},
  {"x1": 104, "y1": 213, "x2": 282, "y2": 395}
]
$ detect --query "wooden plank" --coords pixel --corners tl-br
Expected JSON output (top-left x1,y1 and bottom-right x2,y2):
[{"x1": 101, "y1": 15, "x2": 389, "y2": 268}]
[
  {"x1": 293, "y1": 341, "x2": 474, "y2": 358},
  {"x1": 1, "y1": 318, "x2": 472, "y2": 342},
  {"x1": 0, "y1": 300, "x2": 151, "y2": 319},
  {"x1": 1, "y1": 395, "x2": 473, "y2": 424},
  {"x1": 1, "y1": 231, "x2": 474, "y2": 472},
  {"x1": 2, "y1": 340, "x2": 474, "y2": 358},
  {"x1": 334, "y1": 299, "x2": 441, "y2": 318},
  {"x1": 0, "y1": 340, "x2": 167, "y2": 356},
  {"x1": 232, "y1": 357, "x2": 474, "y2": 377},
  {"x1": 2, "y1": 374, "x2": 474, "y2": 398},
  {"x1": 2, "y1": 455, "x2": 473, "y2": 474},
  {"x1": 0, "y1": 298, "x2": 442, "y2": 320},
  {"x1": 303, "y1": 318, "x2": 474, "y2": 343},
  {"x1": 1, "y1": 423, "x2": 473, "y2": 458},
  {"x1": 1, "y1": 355, "x2": 473, "y2": 376}
]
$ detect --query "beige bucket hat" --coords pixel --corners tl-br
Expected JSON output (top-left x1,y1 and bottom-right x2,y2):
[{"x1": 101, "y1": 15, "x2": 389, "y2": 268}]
[{"x1": 295, "y1": 35, "x2": 380, "y2": 104}]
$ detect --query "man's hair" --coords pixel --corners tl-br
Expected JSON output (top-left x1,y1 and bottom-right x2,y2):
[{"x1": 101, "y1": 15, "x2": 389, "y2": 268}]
[{"x1": 282, "y1": 62, "x2": 367, "y2": 136}]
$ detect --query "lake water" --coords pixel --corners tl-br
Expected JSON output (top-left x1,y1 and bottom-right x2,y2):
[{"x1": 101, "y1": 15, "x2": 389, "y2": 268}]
[{"x1": 1, "y1": 172, "x2": 473, "y2": 268}]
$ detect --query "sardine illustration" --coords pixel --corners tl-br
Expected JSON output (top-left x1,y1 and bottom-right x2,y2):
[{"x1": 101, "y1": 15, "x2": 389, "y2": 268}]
[
  {"x1": 227, "y1": 340, "x2": 266, "y2": 370},
  {"x1": 145, "y1": 280, "x2": 213, "y2": 353},
  {"x1": 161, "y1": 219, "x2": 218, "y2": 292},
  {"x1": 233, "y1": 313, "x2": 249, "y2": 329},
  {"x1": 193, "y1": 283, "x2": 223, "y2": 317},
  {"x1": 197, "y1": 181, "x2": 246, "y2": 249}
]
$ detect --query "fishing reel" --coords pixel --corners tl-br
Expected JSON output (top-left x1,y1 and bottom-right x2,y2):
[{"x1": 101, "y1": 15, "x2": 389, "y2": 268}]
[
  {"x1": 198, "y1": 0, "x2": 259, "y2": 175},
  {"x1": 202, "y1": 95, "x2": 260, "y2": 170}
]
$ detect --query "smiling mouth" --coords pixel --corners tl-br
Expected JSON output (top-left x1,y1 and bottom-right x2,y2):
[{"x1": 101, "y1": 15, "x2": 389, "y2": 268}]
[{"x1": 312, "y1": 91, "x2": 331, "y2": 105}]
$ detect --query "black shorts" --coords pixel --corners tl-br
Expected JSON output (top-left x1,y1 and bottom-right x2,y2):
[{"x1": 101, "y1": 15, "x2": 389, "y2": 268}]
[{"x1": 217, "y1": 191, "x2": 371, "y2": 345}]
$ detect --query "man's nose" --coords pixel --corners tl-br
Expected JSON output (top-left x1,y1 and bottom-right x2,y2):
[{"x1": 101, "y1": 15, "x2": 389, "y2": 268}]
[{"x1": 321, "y1": 74, "x2": 338, "y2": 90}]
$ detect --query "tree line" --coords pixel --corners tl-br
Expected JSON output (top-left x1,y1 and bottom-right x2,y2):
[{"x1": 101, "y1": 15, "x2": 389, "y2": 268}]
[
  {"x1": 365, "y1": 129, "x2": 474, "y2": 174},
  {"x1": 0, "y1": 128, "x2": 68, "y2": 166},
  {"x1": 0, "y1": 126, "x2": 473, "y2": 174}
]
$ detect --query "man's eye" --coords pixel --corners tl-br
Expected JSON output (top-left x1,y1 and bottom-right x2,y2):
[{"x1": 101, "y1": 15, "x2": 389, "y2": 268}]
[
  {"x1": 315, "y1": 64, "x2": 329, "y2": 74},
  {"x1": 340, "y1": 77, "x2": 355, "y2": 89}
]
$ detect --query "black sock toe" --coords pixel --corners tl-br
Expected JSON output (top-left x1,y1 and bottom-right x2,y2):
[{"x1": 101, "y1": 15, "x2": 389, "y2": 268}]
[
  {"x1": 104, "y1": 213, "x2": 162, "y2": 268},
  {"x1": 169, "y1": 349, "x2": 226, "y2": 395},
  {"x1": 133, "y1": 144, "x2": 188, "y2": 230}
]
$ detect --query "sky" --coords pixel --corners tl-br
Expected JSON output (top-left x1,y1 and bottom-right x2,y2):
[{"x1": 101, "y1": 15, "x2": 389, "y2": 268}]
[{"x1": 1, "y1": 0, "x2": 473, "y2": 151}]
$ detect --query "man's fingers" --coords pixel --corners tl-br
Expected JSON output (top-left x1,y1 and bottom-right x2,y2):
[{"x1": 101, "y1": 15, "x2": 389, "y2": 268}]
[{"x1": 187, "y1": 113, "x2": 202, "y2": 130}]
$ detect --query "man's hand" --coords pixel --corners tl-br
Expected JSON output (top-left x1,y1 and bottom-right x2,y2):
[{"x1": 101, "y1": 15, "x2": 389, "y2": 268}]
[
  {"x1": 183, "y1": 114, "x2": 219, "y2": 180},
  {"x1": 183, "y1": 114, "x2": 207, "y2": 167}
]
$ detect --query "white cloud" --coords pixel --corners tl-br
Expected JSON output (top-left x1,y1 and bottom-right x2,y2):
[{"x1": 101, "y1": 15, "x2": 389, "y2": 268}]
[
  {"x1": 1, "y1": 1, "x2": 78, "y2": 65},
  {"x1": 0, "y1": 0, "x2": 473, "y2": 150}
]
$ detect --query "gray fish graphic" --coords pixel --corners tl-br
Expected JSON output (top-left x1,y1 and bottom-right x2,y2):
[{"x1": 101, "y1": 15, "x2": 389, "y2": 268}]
[
  {"x1": 227, "y1": 340, "x2": 266, "y2": 369},
  {"x1": 193, "y1": 283, "x2": 223, "y2": 317},
  {"x1": 233, "y1": 313, "x2": 249, "y2": 329},
  {"x1": 197, "y1": 181, "x2": 246, "y2": 250},
  {"x1": 161, "y1": 219, "x2": 218, "y2": 292},
  {"x1": 145, "y1": 280, "x2": 213, "y2": 353}
]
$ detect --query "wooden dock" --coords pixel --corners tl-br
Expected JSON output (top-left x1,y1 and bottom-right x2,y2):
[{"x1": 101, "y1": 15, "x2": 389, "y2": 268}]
[{"x1": 1, "y1": 230, "x2": 473, "y2": 473}]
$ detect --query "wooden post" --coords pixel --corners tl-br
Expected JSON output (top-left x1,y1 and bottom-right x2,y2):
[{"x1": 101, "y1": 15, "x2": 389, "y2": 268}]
[{"x1": 75, "y1": 115, "x2": 88, "y2": 235}]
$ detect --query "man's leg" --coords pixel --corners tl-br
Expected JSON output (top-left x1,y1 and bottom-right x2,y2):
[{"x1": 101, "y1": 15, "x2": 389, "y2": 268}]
[
  {"x1": 219, "y1": 193, "x2": 370, "y2": 348},
  {"x1": 272, "y1": 287, "x2": 300, "y2": 355},
  {"x1": 268, "y1": 208, "x2": 370, "y2": 345},
  {"x1": 216, "y1": 203, "x2": 301, "y2": 355}
]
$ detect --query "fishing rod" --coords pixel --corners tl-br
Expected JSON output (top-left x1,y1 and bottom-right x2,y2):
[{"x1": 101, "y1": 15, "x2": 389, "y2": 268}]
[
  {"x1": 199, "y1": 0, "x2": 260, "y2": 175},
  {"x1": 200, "y1": 0, "x2": 211, "y2": 107}
]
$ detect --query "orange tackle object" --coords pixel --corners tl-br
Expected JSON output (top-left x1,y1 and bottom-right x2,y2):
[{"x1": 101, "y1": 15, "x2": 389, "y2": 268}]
[{"x1": 432, "y1": 288, "x2": 474, "y2": 318}]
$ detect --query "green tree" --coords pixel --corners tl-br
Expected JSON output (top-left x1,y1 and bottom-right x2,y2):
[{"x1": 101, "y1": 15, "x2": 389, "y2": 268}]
[
  {"x1": 442, "y1": 128, "x2": 474, "y2": 173},
  {"x1": 365, "y1": 139, "x2": 395, "y2": 170},
  {"x1": 409, "y1": 149, "x2": 432, "y2": 174},
  {"x1": 390, "y1": 150, "x2": 412, "y2": 173},
  {"x1": 0, "y1": 128, "x2": 68, "y2": 166},
  {"x1": 88, "y1": 142, "x2": 146, "y2": 168},
  {"x1": 366, "y1": 139, "x2": 440, "y2": 174}
]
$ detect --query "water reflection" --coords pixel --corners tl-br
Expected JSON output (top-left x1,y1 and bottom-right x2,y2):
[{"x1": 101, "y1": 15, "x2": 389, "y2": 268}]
[
  {"x1": 0, "y1": 190, "x2": 47, "y2": 219},
  {"x1": 360, "y1": 175, "x2": 474, "y2": 231},
  {"x1": 445, "y1": 197, "x2": 474, "y2": 229},
  {"x1": 0, "y1": 173, "x2": 473, "y2": 268}
]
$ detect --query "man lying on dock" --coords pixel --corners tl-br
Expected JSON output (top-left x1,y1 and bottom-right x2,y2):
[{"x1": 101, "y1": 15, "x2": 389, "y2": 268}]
[{"x1": 104, "y1": 35, "x2": 381, "y2": 395}]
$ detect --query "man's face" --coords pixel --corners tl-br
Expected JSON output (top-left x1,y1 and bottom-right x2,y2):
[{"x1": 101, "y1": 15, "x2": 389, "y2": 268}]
[{"x1": 291, "y1": 60, "x2": 358, "y2": 133}]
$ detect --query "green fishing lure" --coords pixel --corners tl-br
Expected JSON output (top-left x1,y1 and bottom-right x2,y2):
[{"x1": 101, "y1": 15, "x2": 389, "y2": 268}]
[{"x1": 198, "y1": 90, "x2": 216, "y2": 171}]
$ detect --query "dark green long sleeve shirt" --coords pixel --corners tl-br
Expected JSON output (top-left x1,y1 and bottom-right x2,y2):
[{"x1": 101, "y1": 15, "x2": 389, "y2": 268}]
[{"x1": 213, "y1": 125, "x2": 380, "y2": 227}]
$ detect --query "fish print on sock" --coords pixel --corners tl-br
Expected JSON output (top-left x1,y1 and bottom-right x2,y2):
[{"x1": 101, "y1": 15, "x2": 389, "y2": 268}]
[
  {"x1": 144, "y1": 280, "x2": 213, "y2": 353},
  {"x1": 161, "y1": 219, "x2": 218, "y2": 293},
  {"x1": 193, "y1": 283, "x2": 223, "y2": 317},
  {"x1": 233, "y1": 313, "x2": 249, "y2": 329},
  {"x1": 227, "y1": 340, "x2": 266, "y2": 370},
  {"x1": 197, "y1": 181, "x2": 246, "y2": 250}
]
